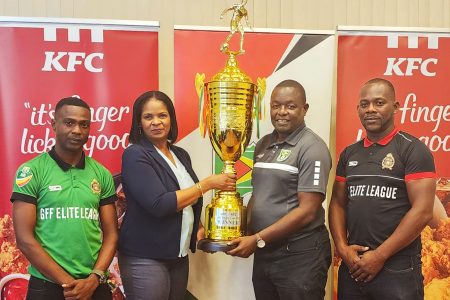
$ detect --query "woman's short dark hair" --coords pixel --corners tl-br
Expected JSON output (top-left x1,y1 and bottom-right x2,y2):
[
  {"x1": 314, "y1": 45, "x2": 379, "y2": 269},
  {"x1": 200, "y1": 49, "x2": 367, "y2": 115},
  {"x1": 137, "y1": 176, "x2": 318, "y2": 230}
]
[{"x1": 128, "y1": 91, "x2": 179, "y2": 144}]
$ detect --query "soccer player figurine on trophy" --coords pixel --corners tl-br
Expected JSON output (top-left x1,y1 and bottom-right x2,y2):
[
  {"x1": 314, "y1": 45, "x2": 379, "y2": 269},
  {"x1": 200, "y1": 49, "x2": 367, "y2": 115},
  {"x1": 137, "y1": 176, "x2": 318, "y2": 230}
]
[
  {"x1": 195, "y1": 0, "x2": 266, "y2": 252},
  {"x1": 219, "y1": 0, "x2": 251, "y2": 54}
]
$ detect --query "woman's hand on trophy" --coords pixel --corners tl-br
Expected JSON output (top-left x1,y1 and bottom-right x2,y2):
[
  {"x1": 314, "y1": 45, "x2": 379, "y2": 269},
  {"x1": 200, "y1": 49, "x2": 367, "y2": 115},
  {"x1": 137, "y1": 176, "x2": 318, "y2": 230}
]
[
  {"x1": 225, "y1": 235, "x2": 257, "y2": 258},
  {"x1": 203, "y1": 173, "x2": 236, "y2": 191}
]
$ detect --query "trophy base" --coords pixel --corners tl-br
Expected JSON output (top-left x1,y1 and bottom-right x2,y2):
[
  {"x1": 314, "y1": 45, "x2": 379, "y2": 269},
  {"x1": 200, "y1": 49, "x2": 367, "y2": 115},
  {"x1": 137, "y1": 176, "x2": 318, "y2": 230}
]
[{"x1": 197, "y1": 238, "x2": 237, "y2": 253}]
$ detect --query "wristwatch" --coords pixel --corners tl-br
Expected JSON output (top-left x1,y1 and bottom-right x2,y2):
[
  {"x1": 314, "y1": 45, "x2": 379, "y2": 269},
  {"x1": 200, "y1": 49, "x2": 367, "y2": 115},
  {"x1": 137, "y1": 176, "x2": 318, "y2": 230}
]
[
  {"x1": 90, "y1": 269, "x2": 108, "y2": 284},
  {"x1": 255, "y1": 233, "x2": 266, "y2": 248}
]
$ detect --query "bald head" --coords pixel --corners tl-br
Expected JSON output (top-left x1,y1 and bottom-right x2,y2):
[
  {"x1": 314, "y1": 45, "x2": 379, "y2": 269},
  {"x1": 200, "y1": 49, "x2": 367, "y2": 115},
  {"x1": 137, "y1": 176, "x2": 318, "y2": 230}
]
[
  {"x1": 272, "y1": 79, "x2": 306, "y2": 104},
  {"x1": 362, "y1": 78, "x2": 396, "y2": 101}
]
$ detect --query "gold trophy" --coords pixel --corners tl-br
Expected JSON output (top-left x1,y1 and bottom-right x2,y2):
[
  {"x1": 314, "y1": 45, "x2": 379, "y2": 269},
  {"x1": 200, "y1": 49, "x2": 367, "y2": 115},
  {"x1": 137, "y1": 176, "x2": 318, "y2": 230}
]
[{"x1": 195, "y1": 0, "x2": 266, "y2": 252}]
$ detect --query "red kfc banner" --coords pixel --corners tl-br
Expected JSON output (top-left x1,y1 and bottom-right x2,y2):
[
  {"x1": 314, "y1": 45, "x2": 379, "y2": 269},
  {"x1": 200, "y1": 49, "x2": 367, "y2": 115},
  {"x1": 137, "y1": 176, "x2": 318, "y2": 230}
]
[
  {"x1": 336, "y1": 27, "x2": 450, "y2": 299},
  {"x1": 0, "y1": 17, "x2": 158, "y2": 298}
]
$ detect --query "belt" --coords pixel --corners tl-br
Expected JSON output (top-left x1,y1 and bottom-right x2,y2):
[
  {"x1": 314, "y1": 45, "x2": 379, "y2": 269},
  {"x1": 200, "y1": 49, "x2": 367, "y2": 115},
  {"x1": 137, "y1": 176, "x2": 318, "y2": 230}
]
[{"x1": 263, "y1": 225, "x2": 327, "y2": 250}]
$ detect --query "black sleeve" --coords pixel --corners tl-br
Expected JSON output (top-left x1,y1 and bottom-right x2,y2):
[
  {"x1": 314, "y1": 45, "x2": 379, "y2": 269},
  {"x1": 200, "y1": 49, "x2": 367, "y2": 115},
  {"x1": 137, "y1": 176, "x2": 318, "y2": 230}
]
[{"x1": 10, "y1": 192, "x2": 37, "y2": 205}]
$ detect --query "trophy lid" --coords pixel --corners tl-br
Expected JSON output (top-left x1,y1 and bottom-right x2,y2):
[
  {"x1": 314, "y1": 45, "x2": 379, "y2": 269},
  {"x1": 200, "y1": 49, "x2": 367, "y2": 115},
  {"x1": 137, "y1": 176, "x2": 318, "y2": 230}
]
[{"x1": 210, "y1": 53, "x2": 253, "y2": 84}]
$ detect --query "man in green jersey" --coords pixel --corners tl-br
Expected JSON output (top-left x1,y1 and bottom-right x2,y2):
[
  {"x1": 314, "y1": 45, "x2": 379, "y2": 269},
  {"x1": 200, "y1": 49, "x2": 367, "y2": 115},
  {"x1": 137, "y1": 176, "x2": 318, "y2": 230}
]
[{"x1": 11, "y1": 97, "x2": 118, "y2": 300}]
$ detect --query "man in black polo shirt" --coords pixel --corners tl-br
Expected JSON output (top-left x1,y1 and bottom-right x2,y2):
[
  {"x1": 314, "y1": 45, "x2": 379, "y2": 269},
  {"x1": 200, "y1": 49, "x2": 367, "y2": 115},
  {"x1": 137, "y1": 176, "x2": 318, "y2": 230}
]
[
  {"x1": 227, "y1": 80, "x2": 332, "y2": 300},
  {"x1": 329, "y1": 78, "x2": 436, "y2": 299},
  {"x1": 11, "y1": 97, "x2": 118, "y2": 300}
]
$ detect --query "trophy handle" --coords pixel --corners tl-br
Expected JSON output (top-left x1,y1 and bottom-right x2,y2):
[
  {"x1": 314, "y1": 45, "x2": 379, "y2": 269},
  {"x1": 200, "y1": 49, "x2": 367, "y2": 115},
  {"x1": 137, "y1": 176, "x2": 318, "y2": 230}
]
[
  {"x1": 254, "y1": 77, "x2": 266, "y2": 138},
  {"x1": 195, "y1": 73, "x2": 208, "y2": 137},
  {"x1": 257, "y1": 77, "x2": 267, "y2": 103}
]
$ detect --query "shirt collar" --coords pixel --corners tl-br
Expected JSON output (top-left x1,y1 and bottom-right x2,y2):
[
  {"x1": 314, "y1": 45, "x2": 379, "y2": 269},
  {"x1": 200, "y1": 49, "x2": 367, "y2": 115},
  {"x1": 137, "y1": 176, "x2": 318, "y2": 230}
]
[
  {"x1": 363, "y1": 128, "x2": 398, "y2": 148},
  {"x1": 269, "y1": 123, "x2": 306, "y2": 147},
  {"x1": 139, "y1": 136, "x2": 173, "y2": 152},
  {"x1": 49, "y1": 147, "x2": 86, "y2": 171}
]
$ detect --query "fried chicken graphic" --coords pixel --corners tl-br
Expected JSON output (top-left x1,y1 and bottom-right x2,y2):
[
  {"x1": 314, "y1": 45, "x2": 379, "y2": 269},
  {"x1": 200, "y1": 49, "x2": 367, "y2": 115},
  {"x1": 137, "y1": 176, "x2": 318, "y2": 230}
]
[
  {"x1": 422, "y1": 219, "x2": 450, "y2": 299},
  {"x1": 0, "y1": 214, "x2": 28, "y2": 277}
]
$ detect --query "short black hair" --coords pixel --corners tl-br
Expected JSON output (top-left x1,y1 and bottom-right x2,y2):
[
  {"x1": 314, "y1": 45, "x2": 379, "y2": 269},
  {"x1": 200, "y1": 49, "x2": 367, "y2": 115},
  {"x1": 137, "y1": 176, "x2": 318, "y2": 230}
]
[
  {"x1": 129, "y1": 91, "x2": 179, "y2": 144},
  {"x1": 55, "y1": 97, "x2": 90, "y2": 114},
  {"x1": 273, "y1": 79, "x2": 306, "y2": 102},
  {"x1": 363, "y1": 78, "x2": 396, "y2": 99}
]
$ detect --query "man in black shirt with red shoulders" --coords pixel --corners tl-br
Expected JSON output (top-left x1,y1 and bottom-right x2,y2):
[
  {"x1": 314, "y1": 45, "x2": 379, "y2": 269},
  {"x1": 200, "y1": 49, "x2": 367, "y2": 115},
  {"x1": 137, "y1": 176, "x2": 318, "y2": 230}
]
[{"x1": 329, "y1": 78, "x2": 436, "y2": 300}]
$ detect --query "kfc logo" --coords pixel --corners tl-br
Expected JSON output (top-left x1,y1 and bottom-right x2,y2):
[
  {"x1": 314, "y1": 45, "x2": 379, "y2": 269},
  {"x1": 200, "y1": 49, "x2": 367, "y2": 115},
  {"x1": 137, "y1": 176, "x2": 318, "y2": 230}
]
[
  {"x1": 384, "y1": 57, "x2": 438, "y2": 77},
  {"x1": 42, "y1": 51, "x2": 104, "y2": 72},
  {"x1": 41, "y1": 26, "x2": 104, "y2": 73},
  {"x1": 383, "y1": 33, "x2": 440, "y2": 77}
]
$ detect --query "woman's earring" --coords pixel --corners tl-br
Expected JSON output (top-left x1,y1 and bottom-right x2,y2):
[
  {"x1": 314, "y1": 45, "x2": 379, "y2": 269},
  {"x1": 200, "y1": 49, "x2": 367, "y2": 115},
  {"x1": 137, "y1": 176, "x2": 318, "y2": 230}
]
[{"x1": 139, "y1": 127, "x2": 142, "y2": 135}]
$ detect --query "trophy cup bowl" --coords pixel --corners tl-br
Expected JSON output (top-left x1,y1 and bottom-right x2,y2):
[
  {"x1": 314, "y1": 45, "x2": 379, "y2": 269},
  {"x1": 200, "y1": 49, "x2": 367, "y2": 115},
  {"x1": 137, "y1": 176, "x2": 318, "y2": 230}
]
[{"x1": 197, "y1": 54, "x2": 258, "y2": 252}]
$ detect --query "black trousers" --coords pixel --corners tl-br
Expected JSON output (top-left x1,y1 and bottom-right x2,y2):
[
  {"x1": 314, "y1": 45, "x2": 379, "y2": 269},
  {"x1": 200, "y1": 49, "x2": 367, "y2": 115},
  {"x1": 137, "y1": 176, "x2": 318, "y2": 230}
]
[
  {"x1": 252, "y1": 226, "x2": 331, "y2": 300},
  {"x1": 26, "y1": 276, "x2": 112, "y2": 300}
]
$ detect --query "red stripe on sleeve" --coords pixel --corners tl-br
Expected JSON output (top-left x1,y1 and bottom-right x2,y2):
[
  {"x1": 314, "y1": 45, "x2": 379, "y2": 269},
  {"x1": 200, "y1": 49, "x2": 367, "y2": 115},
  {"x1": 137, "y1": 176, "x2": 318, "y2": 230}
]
[
  {"x1": 405, "y1": 172, "x2": 436, "y2": 181},
  {"x1": 335, "y1": 175, "x2": 346, "y2": 182}
]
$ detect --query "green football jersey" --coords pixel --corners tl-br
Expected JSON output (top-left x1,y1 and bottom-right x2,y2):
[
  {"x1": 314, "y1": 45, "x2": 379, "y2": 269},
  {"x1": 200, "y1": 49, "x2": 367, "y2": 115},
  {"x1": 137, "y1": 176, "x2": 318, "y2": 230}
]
[{"x1": 12, "y1": 149, "x2": 116, "y2": 281}]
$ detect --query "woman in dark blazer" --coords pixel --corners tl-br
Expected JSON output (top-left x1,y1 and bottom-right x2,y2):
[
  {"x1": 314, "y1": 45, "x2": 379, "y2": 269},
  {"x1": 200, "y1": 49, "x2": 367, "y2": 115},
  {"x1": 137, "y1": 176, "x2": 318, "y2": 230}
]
[{"x1": 118, "y1": 91, "x2": 235, "y2": 300}]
